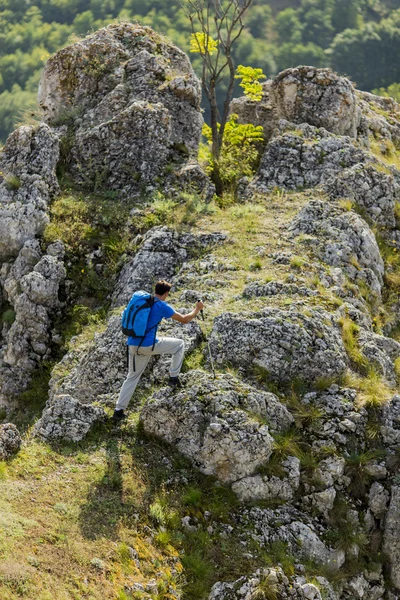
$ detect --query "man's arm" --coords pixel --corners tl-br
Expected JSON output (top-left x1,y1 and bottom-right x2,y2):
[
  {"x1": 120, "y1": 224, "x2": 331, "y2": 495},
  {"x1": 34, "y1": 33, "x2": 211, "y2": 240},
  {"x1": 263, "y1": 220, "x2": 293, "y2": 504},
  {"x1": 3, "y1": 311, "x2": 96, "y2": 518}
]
[{"x1": 171, "y1": 301, "x2": 204, "y2": 325}]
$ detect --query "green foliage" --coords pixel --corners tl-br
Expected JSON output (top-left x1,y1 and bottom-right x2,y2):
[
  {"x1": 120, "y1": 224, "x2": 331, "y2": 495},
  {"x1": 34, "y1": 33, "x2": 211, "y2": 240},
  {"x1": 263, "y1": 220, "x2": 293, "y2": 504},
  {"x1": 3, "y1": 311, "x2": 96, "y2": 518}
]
[
  {"x1": 202, "y1": 114, "x2": 264, "y2": 193},
  {"x1": 190, "y1": 32, "x2": 218, "y2": 55},
  {"x1": 235, "y1": 65, "x2": 266, "y2": 101},
  {"x1": 372, "y1": 82, "x2": 400, "y2": 102}
]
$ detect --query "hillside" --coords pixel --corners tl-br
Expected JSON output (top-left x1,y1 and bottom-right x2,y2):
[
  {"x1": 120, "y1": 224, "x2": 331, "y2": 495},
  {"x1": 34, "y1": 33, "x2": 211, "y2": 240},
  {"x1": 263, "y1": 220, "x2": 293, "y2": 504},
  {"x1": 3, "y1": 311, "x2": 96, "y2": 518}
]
[
  {"x1": 1, "y1": 0, "x2": 400, "y2": 142},
  {"x1": 1, "y1": 21, "x2": 400, "y2": 600}
]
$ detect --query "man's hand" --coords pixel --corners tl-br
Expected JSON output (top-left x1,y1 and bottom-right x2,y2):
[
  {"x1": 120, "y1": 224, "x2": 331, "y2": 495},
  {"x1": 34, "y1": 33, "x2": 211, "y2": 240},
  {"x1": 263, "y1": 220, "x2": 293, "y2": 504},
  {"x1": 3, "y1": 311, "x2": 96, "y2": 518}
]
[
  {"x1": 172, "y1": 300, "x2": 205, "y2": 324},
  {"x1": 195, "y1": 300, "x2": 205, "y2": 313}
]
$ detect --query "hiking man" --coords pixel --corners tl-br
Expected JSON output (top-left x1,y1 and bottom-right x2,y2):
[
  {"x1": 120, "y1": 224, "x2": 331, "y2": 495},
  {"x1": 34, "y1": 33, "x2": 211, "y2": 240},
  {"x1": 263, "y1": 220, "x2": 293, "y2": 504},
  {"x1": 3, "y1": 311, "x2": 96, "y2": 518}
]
[{"x1": 113, "y1": 280, "x2": 204, "y2": 421}]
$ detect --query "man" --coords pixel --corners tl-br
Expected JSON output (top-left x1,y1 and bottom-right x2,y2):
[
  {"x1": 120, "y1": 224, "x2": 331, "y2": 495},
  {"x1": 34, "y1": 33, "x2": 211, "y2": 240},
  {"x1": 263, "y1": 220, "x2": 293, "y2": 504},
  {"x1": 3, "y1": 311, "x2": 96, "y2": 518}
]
[{"x1": 113, "y1": 280, "x2": 204, "y2": 421}]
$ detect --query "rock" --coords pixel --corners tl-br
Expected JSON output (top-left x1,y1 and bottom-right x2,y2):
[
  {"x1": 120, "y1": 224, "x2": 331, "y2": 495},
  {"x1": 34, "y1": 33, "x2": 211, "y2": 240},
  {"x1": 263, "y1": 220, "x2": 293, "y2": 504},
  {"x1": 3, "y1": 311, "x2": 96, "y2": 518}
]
[
  {"x1": 383, "y1": 485, "x2": 400, "y2": 590},
  {"x1": 368, "y1": 482, "x2": 389, "y2": 518},
  {"x1": 34, "y1": 394, "x2": 106, "y2": 442},
  {"x1": 38, "y1": 23, "x2": 205, "y2": 196},
  {"x1": 243, "y1": 280, "x2": 317, "y2": 298},
  {"x1": 0, "y1": 123, "x2": 60, "y2": 195},
  {"x1": 232, "y1": 456, "x2": 300, "y2": 502},
  {"x1": 323, "y1": 163, "x2": 400, "y2": 229},
  {"x1": 0, "y1": 423, "x2": 21, "y2": 460},
  {"x1": 209, "y1": 307, "x2": 348, "y2": 384},
  {"x1": 271, "y1": 67, "x2": 361, "y2": 138},
  {"x1": 140, "y1": 371, "x2": 294, "y2": 486},
  {"x1": 381, "y1": 395, "x2": 400, "y2": 447},
  {"x1": 208, "y1": 568, "x2": 338, "y2": 600},
  {"x1": 383, "y1": 486, "x2": 400, "y2": 590},
  {"x1": 249, "y1": 126, "x2": 367, "y2": 194},
  {"x1": 112, "y1": 227, "x2": 226, "y2": 308},
  {"x1": 289, "y1": 200, "x2": 384, "y2": 295},
  {"x1": 241, "y1": 506, "x2": 344, "y2": 570}
]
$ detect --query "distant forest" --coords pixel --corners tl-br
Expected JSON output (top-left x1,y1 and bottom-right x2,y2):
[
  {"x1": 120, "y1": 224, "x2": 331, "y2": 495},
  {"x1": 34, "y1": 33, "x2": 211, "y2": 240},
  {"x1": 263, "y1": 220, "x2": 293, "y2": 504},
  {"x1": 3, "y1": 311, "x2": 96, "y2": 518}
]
[{"x1": 1, "y1": 0, "x2": 400, "y2": 142}]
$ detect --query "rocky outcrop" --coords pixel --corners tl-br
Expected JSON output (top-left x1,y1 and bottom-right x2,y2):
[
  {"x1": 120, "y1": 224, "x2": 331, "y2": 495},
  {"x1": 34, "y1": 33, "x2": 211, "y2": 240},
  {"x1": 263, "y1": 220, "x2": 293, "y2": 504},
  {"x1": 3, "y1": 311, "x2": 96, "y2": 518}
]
[
  {"x1": 0, "y1": 124, "x2": 59, "y2": 262},
  {"x1": 271, "y1": 67, "x2": 361, "y2": 138},
  {"x1": 289, "y1": 199, "x2": 385, "y2": 295},
  {"x1": 209, "y1": 567, "x2": 337, "y2": 600},
  {"x1": 209, "y1": 307, "x2": 348, "y2": 384},
  {"x1": 34, "y1": 394, "x2": 106, "y2": 442},
  {"x1": 38, "y1": 23, "x2": 207, "y2": 197},
  {"x1": 0, "y1": 240, "x2": 66, "y2": 399},
  {"x1": 0, "y1": 423, "x2": 21, "y2": 460},
  {"x1": 140, "y1": 371, "x2": 293, "y2": 487}
]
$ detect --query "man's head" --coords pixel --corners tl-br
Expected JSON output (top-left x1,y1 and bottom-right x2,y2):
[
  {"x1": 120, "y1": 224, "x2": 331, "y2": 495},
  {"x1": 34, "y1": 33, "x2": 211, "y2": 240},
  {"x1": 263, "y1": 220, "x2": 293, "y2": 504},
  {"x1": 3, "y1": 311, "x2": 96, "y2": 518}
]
[{"x1": 155, "y1": 280, "x2": 172, "y2": 300}]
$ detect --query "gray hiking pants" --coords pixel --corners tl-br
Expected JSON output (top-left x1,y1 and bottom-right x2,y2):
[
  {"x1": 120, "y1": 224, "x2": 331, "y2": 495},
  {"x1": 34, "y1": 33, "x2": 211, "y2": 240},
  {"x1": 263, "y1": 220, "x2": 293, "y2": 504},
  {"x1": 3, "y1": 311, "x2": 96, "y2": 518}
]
[{"x1": 116, "y1": 337, "x2": 185, "y2": 410}]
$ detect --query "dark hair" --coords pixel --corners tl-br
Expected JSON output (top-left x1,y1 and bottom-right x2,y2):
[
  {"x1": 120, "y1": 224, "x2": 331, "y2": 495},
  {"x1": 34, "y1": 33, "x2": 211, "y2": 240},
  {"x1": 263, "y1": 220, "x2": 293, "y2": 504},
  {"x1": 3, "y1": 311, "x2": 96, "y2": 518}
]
[{"x1": 155, "y1": 280, "x2": 172, "y2": 295}]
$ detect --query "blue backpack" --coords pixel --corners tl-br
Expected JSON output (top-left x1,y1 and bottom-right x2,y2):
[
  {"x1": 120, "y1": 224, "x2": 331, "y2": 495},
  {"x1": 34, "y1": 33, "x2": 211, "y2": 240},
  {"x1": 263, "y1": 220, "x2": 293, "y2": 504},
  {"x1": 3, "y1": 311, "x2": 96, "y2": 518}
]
[{"x1": 121, "y1": 291, "x2": 156, "y2": 347}]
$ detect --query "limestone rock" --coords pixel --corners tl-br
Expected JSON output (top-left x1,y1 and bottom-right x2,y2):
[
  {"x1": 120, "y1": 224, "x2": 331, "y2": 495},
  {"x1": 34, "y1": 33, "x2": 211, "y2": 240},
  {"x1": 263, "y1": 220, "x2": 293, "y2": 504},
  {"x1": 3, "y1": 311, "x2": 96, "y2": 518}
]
[
  {"x1": 0, "y1": 423, "x2": 21, "y2": 460},
  {"x1": 383, "y1": 486, "x2": 400, "y2": 590},
  {"x1": 381, "y1": 395, "x2": 400, "y2": 447},
  {"x1": 0, "y1": 123, "x2": 60, "y2": 195},
  {"x1": 289, "y1": 200, "x2": 384, "y2": 295},
  {"x1": 249, "y1": 126, "x2": 367, "y2": 194},
  {"x1": 34, "y1": 394, "x2": 106, "y2": 442},
  {"x1": 38, "y1": 23, "x2": 204, "y2": 196},
  {"x1": 209, "y1": 307, "x2": 348, "y2": 384},
  {"x1": 208, "y1": 568, "x2": 338, "y2": 600},
  {"x1": 112, "y1": 227, "x2": 226, "y2": 308},
  {"x1": 368, "y1": 482, "x2": 389, "y2": 518},
  {"x1": 232, "y1": 456, "x2": 300, "y2": 502},
  {"x1": 140, "y1": 371, "x2": 293, "y2": 486},
  {"x1": 271, "y1": 67, "x2": 361, "y2": 138},
  {"x1": 324, "y1": 163, "x2": 400, "y2": 229}
]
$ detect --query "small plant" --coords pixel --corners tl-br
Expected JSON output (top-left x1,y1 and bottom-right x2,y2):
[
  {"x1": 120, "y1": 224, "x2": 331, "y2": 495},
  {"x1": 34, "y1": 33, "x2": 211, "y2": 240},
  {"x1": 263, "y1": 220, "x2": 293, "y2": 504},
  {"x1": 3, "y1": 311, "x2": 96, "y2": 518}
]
[
  {"x1": 338, "y1": 199, "x2": 353, "y2": 211},
  {"x1": 338, "y1": 316, "x2": 369, "y2": 372},
  {"x1": 1, "y1": 308, "x2": 15, "y2": 325},
  {"x1": 345, "y1": 449, "x2": 386, "y2": 499},
  {"x1": 290, "y1": 255, "x2": 306, "y2": 270},
  {"x1": 149, "y1": 500, "x2": 167, "y2": 526},
  {"x1": 250, "y1": 571, "x2": 279, "y2": 600},
  {"x1": 183, "y1": 486, "x2": 203, "y2": 508},
  {"x1": 4, "y1": 174, "x2": 21, "y2": 191}
]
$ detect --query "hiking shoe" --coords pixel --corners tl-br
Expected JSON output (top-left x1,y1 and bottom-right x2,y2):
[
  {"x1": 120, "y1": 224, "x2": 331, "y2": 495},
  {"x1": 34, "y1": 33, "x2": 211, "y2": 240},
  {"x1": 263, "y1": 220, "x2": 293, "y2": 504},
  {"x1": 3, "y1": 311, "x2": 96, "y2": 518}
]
[
  {"x1": 168, "y1": 376, "x2": 182, "y2": 388},
  {"x1": 112, "y1": 409, "x2": 127, "y2": 422}
]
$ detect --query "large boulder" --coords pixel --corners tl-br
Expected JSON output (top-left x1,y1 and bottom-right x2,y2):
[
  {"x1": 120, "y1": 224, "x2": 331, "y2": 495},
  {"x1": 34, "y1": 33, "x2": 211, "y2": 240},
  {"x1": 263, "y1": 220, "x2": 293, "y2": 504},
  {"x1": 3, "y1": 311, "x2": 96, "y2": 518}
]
[
  {"x1": 0, "y1": 423, "x2": 21, "y2": 460},
  {"x1": 38, "y1": 23, "x2": 204, "y2": 196},
  {"x1": 209, "y1": 307, "x2": 348, "y2": 385},
  {"x1": 0, "y1": 124, "x2": 59, "y2": 261},
  {"x1": 34, "y1": 395, "x2": 106, "y2": 443},
  {"x1": 270, "y1": 67, "x2": 361, "y2": 138},
  {"x1": 140, "y1": 371, "x2": 292, "y2": 486}
]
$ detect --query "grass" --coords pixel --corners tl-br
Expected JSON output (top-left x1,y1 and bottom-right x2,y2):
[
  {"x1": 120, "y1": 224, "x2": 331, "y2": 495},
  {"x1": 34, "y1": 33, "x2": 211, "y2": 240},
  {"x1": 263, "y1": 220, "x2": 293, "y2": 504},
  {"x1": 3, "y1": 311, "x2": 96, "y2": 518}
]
[
  {"x1": 344, "y1": 369, "x2": 393, "y2": 408},
  {"x1": 338, "y1": 316, "x2": 369, "y2": 372}
]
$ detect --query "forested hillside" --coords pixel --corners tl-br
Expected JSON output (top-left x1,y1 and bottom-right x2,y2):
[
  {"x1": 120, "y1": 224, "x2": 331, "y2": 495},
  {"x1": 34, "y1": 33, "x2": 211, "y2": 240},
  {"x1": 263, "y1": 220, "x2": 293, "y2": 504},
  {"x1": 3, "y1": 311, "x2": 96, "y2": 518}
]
[{"x1": 1, "y1": 0, "x2": 400, "y2": 142}]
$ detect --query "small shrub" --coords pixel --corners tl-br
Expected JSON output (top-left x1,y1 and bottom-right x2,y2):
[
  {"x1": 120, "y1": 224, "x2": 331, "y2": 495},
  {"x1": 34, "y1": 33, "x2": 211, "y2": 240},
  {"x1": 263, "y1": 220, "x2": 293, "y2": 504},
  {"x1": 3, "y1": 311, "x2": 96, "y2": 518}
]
[
  {"x1": 1, "y1": 308, "x2": 15, "y2": 325},
  {"x1": 4, "y1": 174, "x2": 21, "y2": 191}
]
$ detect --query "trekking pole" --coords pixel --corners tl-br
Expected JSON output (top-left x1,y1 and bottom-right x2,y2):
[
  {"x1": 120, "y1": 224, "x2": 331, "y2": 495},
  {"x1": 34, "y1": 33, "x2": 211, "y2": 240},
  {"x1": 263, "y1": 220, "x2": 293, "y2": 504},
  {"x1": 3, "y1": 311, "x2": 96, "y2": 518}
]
[{"x1": 198, "y1": 299, "x2": 216, "y2": 379}]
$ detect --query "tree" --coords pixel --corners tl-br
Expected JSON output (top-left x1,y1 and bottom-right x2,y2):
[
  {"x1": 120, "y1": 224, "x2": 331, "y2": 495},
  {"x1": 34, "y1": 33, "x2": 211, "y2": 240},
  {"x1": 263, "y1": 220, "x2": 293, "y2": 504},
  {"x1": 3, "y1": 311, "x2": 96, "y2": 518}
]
[{"x1": 182, "y1": 0, "x2": 258, "y2": 194}]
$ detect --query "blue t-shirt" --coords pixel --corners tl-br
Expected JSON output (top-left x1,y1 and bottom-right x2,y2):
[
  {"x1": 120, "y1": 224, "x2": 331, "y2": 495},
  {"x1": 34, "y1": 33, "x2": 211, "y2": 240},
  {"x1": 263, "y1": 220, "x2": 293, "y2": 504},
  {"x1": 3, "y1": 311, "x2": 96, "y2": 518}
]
[{"x1": 127, "y1": 299, "x2": 175, "y2": 347}]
